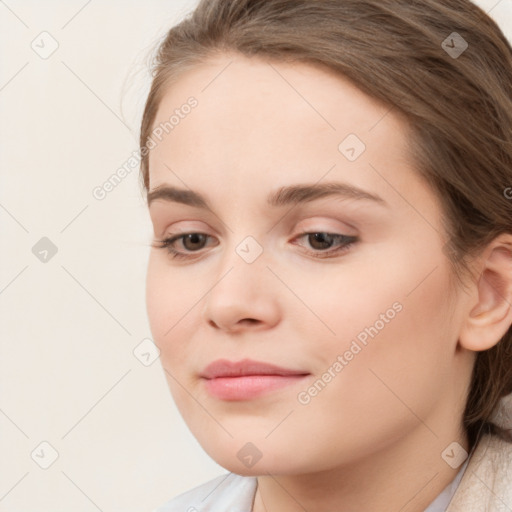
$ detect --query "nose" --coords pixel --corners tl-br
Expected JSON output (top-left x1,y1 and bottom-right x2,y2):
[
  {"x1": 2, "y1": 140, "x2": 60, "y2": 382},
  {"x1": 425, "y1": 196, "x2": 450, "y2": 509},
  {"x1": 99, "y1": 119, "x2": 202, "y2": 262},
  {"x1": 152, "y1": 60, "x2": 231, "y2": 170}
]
[{"x1": 201, "y1": 253, "x2": 281, "y2": 334}]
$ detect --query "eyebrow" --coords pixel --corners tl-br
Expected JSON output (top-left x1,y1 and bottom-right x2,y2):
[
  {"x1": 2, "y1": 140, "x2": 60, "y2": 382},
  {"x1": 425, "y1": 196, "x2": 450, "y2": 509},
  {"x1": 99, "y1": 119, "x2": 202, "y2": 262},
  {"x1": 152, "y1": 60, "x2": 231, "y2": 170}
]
[{"x1": 147, "y1": 181, "x2": 387, "y2": 209}]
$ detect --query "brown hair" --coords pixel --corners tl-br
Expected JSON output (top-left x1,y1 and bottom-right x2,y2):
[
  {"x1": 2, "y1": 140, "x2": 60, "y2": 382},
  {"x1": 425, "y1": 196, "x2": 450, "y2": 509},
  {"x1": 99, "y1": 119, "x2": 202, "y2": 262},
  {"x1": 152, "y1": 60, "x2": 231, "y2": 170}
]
[{"x1": 139, "y1": 0, "x2": 512, "y2": 450}]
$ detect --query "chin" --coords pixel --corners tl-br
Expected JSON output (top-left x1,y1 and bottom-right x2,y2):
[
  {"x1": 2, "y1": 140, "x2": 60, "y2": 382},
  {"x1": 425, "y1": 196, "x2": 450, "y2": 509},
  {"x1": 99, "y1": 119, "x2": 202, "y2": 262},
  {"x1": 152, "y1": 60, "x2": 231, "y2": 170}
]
[{"x1": 200, "y1": 439, "x2": 307, "y2": 477}]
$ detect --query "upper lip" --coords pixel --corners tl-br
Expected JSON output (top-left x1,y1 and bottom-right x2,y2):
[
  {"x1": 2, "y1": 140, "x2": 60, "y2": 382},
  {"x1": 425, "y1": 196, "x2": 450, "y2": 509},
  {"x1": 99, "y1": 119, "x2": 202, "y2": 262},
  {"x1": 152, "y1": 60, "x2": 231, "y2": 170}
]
[{"x1": 200, "y1": 358, "x2": 310, "y2": 379}]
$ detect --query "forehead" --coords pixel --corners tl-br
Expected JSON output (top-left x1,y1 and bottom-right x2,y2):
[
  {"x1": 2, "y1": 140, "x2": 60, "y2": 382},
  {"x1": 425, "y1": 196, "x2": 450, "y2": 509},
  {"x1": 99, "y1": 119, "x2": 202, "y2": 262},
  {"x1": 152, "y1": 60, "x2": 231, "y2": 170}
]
[{"x1": 147, "y1": 53, "x2": 417, "y2": 208}]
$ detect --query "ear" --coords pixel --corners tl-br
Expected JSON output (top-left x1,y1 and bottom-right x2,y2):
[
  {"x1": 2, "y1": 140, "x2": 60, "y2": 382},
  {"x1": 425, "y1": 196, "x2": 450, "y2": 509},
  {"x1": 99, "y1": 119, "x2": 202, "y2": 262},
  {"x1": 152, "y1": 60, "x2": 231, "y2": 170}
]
[{"x1": 459, "y1": 234, "x2": 512, "y2": 352}]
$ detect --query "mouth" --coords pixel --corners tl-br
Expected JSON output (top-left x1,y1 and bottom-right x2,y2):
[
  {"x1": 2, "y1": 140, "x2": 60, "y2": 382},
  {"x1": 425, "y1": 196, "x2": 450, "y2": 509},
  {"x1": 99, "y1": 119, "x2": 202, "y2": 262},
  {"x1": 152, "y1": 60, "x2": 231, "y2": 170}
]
[{"x1": 200, "y1": 358, "x2": 311, "y2": 401}]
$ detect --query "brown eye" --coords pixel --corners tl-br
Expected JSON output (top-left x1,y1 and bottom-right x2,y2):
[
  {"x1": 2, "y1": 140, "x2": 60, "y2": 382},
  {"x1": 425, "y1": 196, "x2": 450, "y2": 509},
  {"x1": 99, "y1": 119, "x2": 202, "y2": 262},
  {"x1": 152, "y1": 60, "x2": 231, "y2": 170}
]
[
  {"x1": 152, "y1": 232, "x2": 215, "y2": 260},
  {"x1": 307, "y1": 233, "x2": 336, "y2": 250},
  {"x1": 180, "y1": 233, "x2": 208, "y2": 251},
  {"x1": 292, "y1": 232, "x2": 358, "y2": 259}
]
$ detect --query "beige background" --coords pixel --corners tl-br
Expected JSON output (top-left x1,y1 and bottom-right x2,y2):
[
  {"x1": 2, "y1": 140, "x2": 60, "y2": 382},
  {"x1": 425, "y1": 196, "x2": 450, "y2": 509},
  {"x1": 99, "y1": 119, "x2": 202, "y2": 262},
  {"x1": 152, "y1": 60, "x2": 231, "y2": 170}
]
[{"x1": 1, "y1": 1, "x2": 511, "y2": 511}]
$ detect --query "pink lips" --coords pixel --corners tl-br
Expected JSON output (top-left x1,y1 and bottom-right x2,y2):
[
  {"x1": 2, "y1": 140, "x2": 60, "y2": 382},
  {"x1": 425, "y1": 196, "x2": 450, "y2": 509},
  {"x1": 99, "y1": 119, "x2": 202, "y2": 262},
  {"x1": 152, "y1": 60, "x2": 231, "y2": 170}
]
[{"x1": 200, "y1": 358, "x2": 310, "y2": 401}]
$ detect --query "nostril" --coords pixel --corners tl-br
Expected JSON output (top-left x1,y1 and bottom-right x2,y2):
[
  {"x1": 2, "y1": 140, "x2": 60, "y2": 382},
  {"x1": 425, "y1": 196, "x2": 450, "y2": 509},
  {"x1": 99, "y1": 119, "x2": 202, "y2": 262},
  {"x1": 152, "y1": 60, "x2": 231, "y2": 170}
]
[{"x1": 241, "y1": 318, "x2": 259, "y2": 325}]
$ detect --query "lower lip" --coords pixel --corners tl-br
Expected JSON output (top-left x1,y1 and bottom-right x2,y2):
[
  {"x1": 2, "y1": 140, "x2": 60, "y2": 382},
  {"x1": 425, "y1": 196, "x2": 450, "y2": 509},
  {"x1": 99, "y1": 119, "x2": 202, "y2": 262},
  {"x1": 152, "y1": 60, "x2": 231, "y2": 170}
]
[{"x1": 202, "y1": 375, "x2": 310, "y2": 400}]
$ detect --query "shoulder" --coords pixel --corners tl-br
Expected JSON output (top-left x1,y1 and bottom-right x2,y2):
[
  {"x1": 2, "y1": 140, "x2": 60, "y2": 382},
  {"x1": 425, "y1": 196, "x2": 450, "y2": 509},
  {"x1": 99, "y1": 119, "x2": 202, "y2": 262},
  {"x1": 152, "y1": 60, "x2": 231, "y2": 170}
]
[
  {"x1": 447, "y1": 433, "x2": 512, "y2": 512},
  {"x1": 152, "y1": 472, "x2": 258, "y2": 512}
]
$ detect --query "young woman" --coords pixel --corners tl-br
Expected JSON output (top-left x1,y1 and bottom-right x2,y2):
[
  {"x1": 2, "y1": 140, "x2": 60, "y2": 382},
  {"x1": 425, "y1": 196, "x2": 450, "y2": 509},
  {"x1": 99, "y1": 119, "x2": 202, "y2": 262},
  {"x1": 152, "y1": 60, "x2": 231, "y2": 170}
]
[{"x1": 140, "y1": 0, "x2": 512, "y2": 510}]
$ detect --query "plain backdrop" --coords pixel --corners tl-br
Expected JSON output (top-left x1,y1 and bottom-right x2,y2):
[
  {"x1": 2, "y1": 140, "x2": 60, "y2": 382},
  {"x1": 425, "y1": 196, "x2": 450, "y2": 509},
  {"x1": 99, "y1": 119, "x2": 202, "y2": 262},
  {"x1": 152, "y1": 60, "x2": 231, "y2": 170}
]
[{"x1": 0, "y1": 1, "x2": 511, "y2": 511}]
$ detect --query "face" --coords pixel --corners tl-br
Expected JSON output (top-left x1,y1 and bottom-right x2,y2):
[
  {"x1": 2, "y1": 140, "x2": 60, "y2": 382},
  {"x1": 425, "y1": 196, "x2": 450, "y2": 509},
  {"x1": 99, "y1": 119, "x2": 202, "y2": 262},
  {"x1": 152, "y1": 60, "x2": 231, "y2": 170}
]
[{"x1": 145, "y1": 53, "x2": 471, "y2": 476}]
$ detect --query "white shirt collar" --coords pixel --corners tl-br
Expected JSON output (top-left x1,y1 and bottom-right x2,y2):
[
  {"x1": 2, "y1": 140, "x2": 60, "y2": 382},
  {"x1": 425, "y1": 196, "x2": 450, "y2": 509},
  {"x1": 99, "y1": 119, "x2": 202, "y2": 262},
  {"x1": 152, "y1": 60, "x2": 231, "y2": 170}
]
[{"x1": 423, "y1": 451, "x2": 472, "y2": 512}]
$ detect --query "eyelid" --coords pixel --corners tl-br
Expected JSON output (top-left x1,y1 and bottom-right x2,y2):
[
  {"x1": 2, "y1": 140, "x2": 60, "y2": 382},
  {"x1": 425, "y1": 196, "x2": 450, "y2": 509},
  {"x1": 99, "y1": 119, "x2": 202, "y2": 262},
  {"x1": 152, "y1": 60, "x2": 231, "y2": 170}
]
[
  {"x1": 155, "y1": 221, "x2": 213, "y2": 239},
  {"x1": 294, "y1": 216, "x2": 358, "y2": 236},
  {"x1": 158, "y1": 214, "x2": 359, "y2": 243}
]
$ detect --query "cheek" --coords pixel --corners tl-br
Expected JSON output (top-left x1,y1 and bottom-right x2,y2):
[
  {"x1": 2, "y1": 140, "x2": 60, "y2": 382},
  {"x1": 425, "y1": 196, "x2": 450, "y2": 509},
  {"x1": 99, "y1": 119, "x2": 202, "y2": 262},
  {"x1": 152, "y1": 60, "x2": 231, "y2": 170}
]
[
  {"x1": 146, "y1": 258, "x2": 203, "y2": 416},
  {"x1": 314, "y1": 257, "x2": 455, "y2": 420},
  {"x1": 146, "y1": 256, "x2": 170, "y2": 342},
  {"x1": 306, "y1": 242, "x2": 456, "y2": 398},
  {"x1": 145, "y1": 254, "x2": 198, "y2": 363},
  {"x1": 281, "y1": 271, "x2": 456, "y2": 468}
]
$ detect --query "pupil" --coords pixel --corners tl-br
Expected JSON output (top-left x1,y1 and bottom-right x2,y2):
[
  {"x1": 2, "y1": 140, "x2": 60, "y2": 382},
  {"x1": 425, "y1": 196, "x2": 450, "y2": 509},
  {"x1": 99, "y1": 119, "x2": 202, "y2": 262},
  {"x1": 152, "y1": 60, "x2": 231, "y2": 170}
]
[
  {"x1": 310, "y1": 233, "x2": 332, "y2": 250},
  {"x1": 185, "y1": 234, "x2": 204, "y2": 250}
]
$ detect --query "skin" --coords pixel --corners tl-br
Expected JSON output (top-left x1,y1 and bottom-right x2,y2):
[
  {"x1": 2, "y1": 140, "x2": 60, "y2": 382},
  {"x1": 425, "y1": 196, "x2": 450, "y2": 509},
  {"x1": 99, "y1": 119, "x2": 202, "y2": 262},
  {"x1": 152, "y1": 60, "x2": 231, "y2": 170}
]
[{"x1": 145, "y1": 53, "x2": 512, "y2": 512}]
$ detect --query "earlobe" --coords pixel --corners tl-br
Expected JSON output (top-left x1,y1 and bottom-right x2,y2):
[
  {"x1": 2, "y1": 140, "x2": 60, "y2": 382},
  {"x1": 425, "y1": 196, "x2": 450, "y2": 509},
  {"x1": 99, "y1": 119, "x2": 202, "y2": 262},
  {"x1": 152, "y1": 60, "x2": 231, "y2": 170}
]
[{"x1": 459, "y1": 235, "x2": 512, "y2": 352}]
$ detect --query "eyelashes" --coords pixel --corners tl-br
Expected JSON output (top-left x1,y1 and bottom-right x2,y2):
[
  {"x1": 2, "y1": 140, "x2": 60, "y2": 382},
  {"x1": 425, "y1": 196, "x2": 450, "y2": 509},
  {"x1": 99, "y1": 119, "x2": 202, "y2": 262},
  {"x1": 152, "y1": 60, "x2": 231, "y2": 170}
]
[{"x1": 151, "y1": 231, "x2": 358, "y2": 261}]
